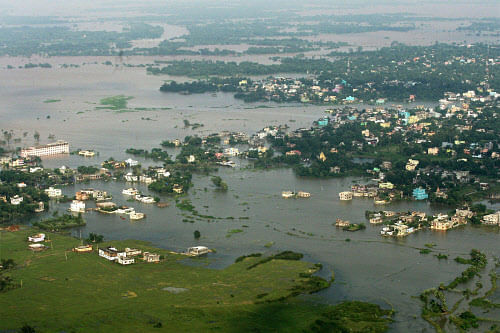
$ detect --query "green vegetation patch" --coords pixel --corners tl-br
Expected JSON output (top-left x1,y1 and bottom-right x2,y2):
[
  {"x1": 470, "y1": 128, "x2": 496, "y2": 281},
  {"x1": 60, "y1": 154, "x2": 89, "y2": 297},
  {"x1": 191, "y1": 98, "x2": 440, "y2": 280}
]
[
  {"x1": 32, "y1": 213, "x2": 85, "y2": 231},
  {"x1": 43, "y1": 99, "x2": 61, "y2": 103},
  {"x1": 0, "y1": 228, "x2": 396, "y2": 333},
  {"x1": 98, "y1": 95, "x2": 134, "y2": 110}
]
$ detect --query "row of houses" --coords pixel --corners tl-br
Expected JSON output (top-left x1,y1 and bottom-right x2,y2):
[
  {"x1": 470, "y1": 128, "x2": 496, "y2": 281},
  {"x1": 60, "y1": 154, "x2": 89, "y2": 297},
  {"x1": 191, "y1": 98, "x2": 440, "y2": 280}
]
[
  {"x1": 98, "y1": 247, "x2": 160, "y2": 265},
  {"x1": 98, "y1": 245, "x2": 211, "y2": 265}
]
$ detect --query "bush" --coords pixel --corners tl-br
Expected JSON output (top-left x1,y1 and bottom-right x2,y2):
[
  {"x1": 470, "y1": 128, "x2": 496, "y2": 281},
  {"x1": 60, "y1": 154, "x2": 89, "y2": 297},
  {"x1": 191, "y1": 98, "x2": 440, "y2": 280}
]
[{"x1": 235, "y1": 253, "x2": 262, "y2": 263}]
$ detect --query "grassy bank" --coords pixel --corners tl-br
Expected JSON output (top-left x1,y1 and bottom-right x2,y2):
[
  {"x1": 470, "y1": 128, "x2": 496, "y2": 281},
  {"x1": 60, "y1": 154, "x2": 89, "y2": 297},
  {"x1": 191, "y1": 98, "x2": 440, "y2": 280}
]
[{"x1": 0, "y1": 228, "x2": 392, "y2": 332}]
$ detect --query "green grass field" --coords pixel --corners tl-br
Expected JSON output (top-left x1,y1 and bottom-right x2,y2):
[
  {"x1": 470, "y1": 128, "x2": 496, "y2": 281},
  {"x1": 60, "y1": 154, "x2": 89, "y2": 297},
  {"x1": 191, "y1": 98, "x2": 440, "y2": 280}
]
[{"x1": 0, "y1": 228, "x2": 392, "y2": 332}]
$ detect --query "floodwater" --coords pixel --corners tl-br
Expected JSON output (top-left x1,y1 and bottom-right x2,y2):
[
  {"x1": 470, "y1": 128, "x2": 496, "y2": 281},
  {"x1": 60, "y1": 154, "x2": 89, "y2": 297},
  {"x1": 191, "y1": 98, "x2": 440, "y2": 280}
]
[{"x1": 2, "y1": 64, "x2": 499, "y2": 332}]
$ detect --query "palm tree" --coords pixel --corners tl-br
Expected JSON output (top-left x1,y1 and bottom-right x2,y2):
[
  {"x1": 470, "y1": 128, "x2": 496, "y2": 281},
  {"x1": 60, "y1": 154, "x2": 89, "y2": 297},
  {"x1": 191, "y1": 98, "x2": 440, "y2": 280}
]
[{"x1": 3, "y1": 130, "x2": 12, "y2": 146}]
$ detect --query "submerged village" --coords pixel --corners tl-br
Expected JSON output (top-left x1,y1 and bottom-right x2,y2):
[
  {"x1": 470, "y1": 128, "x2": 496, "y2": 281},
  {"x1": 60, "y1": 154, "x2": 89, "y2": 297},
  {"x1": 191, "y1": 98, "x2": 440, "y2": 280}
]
[
  {"x1": 1, "y1": 1, "x2": 500, "y2": 331},
  {"x1": 1, "y1": 87, "x2": 499, "y2": 252}
]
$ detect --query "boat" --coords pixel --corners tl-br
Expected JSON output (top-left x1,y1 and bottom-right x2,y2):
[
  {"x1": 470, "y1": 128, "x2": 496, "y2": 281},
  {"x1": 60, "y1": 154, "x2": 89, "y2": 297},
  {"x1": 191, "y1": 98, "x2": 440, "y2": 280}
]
[{"x1": 282, "y1": 191, "x2": 295, "y2": 198}]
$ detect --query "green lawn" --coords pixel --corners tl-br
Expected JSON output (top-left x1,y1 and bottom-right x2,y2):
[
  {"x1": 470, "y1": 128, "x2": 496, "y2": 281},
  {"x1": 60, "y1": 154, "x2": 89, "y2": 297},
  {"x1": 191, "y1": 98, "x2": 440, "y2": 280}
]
[{"x1": 0, "y1": 228, "x2": 392, "y2": 332}]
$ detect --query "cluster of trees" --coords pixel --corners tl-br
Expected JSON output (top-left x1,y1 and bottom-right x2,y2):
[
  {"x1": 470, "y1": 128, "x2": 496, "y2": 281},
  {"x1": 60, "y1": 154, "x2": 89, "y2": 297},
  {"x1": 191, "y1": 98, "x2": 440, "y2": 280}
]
[
  {"x1": 148, "y1": 171, "x2": 192, "y2": 195},
  {"x1": 77, "y1": 166, "x2": 99, "y2": 175},
  {"x1": 0, "y1": 259, "x2": 16, "y2": 292},
  {"x1": 0, "y1": 171, "x2": 50, "y2": 224},
  {"x1": 155, "y1": 44, "x2": 497, "y2": 102},
  {"x1": 0, "y1": 23, "x2": 164, "y2": 57},
  {"x1": 126, "y1": 148, "x2": 170, "y2": 162},
  {"x1": 211, "y1": 176, "x2": 228, "y2": 192},
  {"x1": 33, "y1": 213, "x2": 85, "y2": 231},
  {"x1": 85, "y1": 233, "x2": 104, "y2": 244}
]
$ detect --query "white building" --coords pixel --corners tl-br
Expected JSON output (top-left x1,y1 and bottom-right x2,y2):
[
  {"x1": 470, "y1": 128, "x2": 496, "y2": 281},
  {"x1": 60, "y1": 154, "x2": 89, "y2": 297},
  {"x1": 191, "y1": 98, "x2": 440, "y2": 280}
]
[
  {"x1": 187, "y1": 246, "x2": 210, "y2": 256},
  {"x1": 125, "y1": 158, "x2": 138, "y2": 167},
  {"x1": 482, "y1": 212, "x2": 500, "y2": 225},
  {"x1": 122, "y1": 188, "x2": 138, "y2": 196},
  {"x1": 28, "y1": 233, "x2": 45, "y2": 242},
  {"x1": 70, "y1": 200, "x2": 86, "y2": 213},
  {"x1": 21, "y1": 140, "x2": 69, "y2": 158},
  {"x1": 0, "y1": 156, "x2": 11, "y2": 165},
  {"x1": 339, "y1": 191, "x2": 353, "y2": 201},
  {"x1": 135, "y1": 195, "x2": 155, "y2": 204},
  {"x1": 124, "y1": 248, "x2": 142, "y2": 256},
  {"x1": 78, "y1": 150, "x2": 95, "y2": 157},
  {"x1": 99, "y1": 247, "x2": 121, "y2": 261},
  {"x1": 117, "y1": 256, "x2": 135, "y2": 265},
  {"x1": 45, "y1": 187, "x2": 62, "y2": 198},
  {"x1": 139, "y1": 175, "x2": 153, "y2": 184},
  {"x1": 143, "y1": 252, "x2": 161, "y2": 262},
  {"x1": 124, "y1": 173, "x2": 138, "y2": 182},
  {"x1": 10, "y1": 159, "x2": 24, "y2": 167},
  {"x1": 224, "y1": 148, "x2": 239, "y2": 157},
  {"x1": 10, "y1": 195, "x2": 23, "y2": 205},
  {"x1": 431, "y1": 214, "x2": 455, "y2": 230}
]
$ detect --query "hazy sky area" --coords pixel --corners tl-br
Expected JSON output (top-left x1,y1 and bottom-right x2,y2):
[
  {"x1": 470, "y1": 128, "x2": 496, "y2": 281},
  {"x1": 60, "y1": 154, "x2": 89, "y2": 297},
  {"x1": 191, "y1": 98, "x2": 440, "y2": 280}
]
[{"x1": 0, "y1": 0, "x2": 498, "y2": 18}]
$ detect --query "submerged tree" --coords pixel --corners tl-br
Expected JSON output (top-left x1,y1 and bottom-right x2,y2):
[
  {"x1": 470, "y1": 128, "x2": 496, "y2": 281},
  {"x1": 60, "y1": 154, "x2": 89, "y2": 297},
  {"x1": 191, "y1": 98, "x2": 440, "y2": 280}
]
[{"x1": 194, "y1": 230, "x2": 201, "y2": 239}]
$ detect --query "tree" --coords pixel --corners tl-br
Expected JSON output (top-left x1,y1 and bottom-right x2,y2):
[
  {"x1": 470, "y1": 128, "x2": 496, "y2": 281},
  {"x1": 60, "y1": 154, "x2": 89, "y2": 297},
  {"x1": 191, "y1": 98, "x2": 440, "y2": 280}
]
[
  {"x1": 194, "y1": 230, "x2": 201, "y2": 239},
  {"x1": 3, "y1": 130, "x2": 12, "y2": 146},
  {"x1": 85, "y1": 233, "x2": 104, "y2": 243},
  {"x1": 211, "y1": 176, "x2": 228, "y2": 191},
  {"x1": 19, "y1": 324, "x2": 37, "y2": 333},
  {"x1": 33, "y1": 131, "x2": 40, "y2": 143}
]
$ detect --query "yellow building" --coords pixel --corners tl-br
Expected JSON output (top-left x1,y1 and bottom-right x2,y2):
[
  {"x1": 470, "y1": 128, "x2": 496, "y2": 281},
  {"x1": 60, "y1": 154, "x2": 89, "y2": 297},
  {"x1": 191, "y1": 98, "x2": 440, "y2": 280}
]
[{"x1": 379, "y1": 182, "x2": 394, "y2": 189}]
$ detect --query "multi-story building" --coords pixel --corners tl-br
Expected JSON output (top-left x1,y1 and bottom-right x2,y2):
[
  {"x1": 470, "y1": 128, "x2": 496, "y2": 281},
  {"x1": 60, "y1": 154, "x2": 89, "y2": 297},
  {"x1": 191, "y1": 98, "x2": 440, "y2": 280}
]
[
  {"x1": 70, "y1": 200, "x2": 86, "y2": 213},
  {"x1": 339, "y1": 191, "x2": 353, "y2": 201},
  {"x1": 45, "y1": 187, "x2": 62, "y2": 198},
  {"x1": 412, "y1": 188, "x2": 428, "y2": 200},
  {"x1": 482, "y1": 212, "x2": 500, "y2": 225},
  {"x1": 21, "y1": 140, "x2": 69, "y2": 157}
]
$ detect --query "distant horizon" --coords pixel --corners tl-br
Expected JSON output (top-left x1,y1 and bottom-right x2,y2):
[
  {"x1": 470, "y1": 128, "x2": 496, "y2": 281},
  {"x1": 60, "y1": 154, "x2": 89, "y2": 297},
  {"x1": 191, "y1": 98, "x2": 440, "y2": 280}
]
[{"x1": 0, "y1": 0, "x2": 498, "y2": 18}]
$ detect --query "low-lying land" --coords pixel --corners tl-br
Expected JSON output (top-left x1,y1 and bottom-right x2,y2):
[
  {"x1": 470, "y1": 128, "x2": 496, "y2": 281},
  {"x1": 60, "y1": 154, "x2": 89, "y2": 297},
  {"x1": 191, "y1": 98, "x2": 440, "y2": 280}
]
[{"x1": 0, "y1": 228, "x2": 393, "y2": 332}]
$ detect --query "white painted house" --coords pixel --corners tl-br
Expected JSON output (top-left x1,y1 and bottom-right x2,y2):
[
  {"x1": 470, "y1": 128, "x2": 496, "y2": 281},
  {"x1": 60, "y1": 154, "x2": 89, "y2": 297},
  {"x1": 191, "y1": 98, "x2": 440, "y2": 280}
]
[
  {"x1": 28, "y1": 233, "x2": 45, "y2": 242},
  {"x1": 45, "y1": 187, "x2": 62, "y2": 198},
  {"x1": 10, "y1": 195, "x2": 23, "y2": 205},
  {"x1": 125, "y1": 158, "x2": 138, "y2": 167},
  {"x1": 482, "y1": 212, "x2": 500, "y2": 225},
  {"x1": 98, "y1": 247, "x2": 120, "y2": 261},
  {"x1": 124, "y1": 172, "x2": 138, "y2": 182},
  {"x1": 70, "y1": 200, "x2": 86, "y2": 213},
  {"x1": 187, "y1": 246, "x2": 210, "y2": 256},
  {"x1": 117, "y1": 256, "x2": 135, "y2": 265}
]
